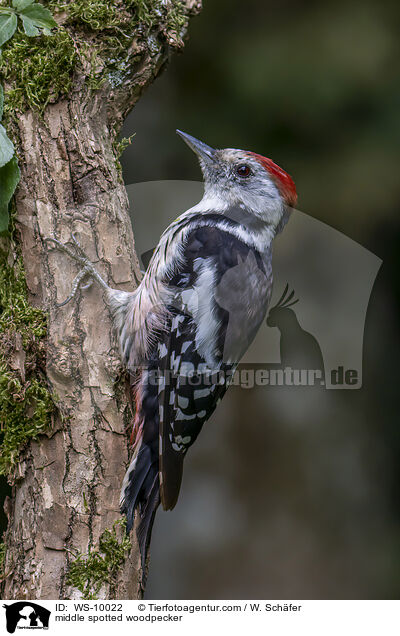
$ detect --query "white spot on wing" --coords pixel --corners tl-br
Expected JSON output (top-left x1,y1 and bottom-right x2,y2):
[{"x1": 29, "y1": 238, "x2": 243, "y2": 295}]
[
  {"x1": 194, "y1": 388, "x2": 211, "y2": 400},
  {"x1": 180, "y1": 361, "x2": 195, "y2": 376},
  {"x1": 158, "y1": 343, "x2": 168, "y2": 358},
  {"x1": 175, "y1": 435, "x2": 191, "y2": 445},
  {"x1": 170, "y1": 351, "x2": 181, "y2": 372},
  {"x1": 190, "y1": 259, "x2": 220, "y2": 366},
  {"x1": 178, "y1": 395, "x2": 189, "y2": 408},
  {"x1": 175, "y1": 409, "x2": 196, "y2": 421},
  {"x1": 172, "y1": 314, "x2": 184, "y2": 331}
]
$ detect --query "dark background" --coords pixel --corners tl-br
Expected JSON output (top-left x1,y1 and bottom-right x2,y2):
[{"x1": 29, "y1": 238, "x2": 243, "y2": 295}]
[{"x1": 121, "y1": 0, "x2": 400, "y2": 599}]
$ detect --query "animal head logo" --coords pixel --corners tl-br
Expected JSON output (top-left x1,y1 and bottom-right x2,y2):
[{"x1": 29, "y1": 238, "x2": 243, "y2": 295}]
[{"x1": 2, "y1": 602, "x2": 50, "y2": 634}]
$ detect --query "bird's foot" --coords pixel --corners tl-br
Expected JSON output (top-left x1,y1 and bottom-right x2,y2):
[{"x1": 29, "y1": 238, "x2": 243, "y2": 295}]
[{"x1": 45, "y1": 234, "x2": 109, "y2": 307}]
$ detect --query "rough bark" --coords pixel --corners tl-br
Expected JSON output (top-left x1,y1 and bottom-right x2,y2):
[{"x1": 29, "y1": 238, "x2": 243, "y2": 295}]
[{"x1": 1, "y1": 0, "x2": 201, "y2": 599}]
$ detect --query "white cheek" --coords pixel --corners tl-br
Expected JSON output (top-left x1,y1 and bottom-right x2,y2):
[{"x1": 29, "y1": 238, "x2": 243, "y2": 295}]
[{"x1": 237, "y1": 180, "x2": 284, "y2": 222}]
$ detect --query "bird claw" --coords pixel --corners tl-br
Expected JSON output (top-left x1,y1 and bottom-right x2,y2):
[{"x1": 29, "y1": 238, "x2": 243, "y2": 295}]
[
  {"x1": 45, "y1": 235, "x2": 90, "y2": 268},
  {"x1": 54, "y1": 268, "x2": 92, "y2": 307},
  {"x1": 45, "y1": 234, "x2": 108, "y2": 307},
  {"x1": 81, "y1": 279, "x2": 93, "y2": 291}
]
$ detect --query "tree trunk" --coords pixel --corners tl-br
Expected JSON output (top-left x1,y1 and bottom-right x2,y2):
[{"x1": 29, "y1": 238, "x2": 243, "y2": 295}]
[{"x1": 1, "y1": 0, "x2": 201, "y2": 600}]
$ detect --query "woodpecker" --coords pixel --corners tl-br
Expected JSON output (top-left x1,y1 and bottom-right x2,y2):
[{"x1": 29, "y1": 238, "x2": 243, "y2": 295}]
[{"x1": 47, "y1": 131, "x2": 297, "y2": 585}]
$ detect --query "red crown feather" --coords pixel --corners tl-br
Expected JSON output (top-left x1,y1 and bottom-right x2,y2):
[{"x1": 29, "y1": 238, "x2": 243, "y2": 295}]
[{"x1": 247, "y1": 152, "x2": 297, "y2": 208}]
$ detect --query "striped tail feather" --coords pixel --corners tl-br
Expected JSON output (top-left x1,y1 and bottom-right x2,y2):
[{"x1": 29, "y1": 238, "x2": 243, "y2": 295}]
[
  {"x1": 120, "y1": 369, "x2": 160, "y2": 585},
  {"x1": 136, "y1": 473, "x2": 160, "y2": 574},
  {"x1": 120, "y1": 445, "x2": 160, "y2": 586},
  {"x1": 120, "y1": 444, "x2": 159, "y2": 533}
]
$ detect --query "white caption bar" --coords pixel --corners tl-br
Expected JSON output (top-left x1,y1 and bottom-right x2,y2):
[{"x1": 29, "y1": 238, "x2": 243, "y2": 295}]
[{"x1": 1, "y1": 600, "x2": 398, "y2": 636}]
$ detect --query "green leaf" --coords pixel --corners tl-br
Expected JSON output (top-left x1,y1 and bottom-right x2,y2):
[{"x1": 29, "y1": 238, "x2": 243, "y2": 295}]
[
  {"x1": 0, "y1": 123, "x2": 14, "y2": 168},
  {"x1": 0, "y1": 155, "x2": 20, "y2": 233},
  {"x1": 20, "y1": 14, "x2": 40, "y2": 36},
  {"x1": 19, "y1": 4, "x2": 57, "y2": 30},
  {"x1": 0, "y1": 13, "x2": 17, "y2": 48},
  {"x1": 0, "y1": 85, "x2": 3, "y2": 121},
  {"x1": 13, "y1": 0, "x2": 35, "y2": 10}
]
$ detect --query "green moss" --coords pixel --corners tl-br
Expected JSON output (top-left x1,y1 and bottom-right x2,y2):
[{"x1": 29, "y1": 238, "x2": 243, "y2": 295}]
[
  {"x1": 127, "y1": 0, "x2": 160, "y2": 25},
  {"x1": 129, "y1": 0, "x2": 189, "y2": 46},
  {"x1": 66, "y1": 0, "x2": 188, "y2": 37},
  {"x1": 0, "y1": 248, "x2": 56, "y2": 475},
  {"x1": 67, "y1": 519, "x2": 131, "y2": 599},
  {"x1": 159, "y1": 0, "x2": 189, "y2": 43},
  {"x1": 0, "y1": 256, "x2": 46, "y2": 344},
  {"x1": 68, "y1": 0, "x2": 128, "y2": 32},
  {"x1": 0, "y1": 367, "x2": 55, "y2": 474},
  {"x1": 0, "y1": 0, "x2": 191, "y2": 115},
  {"x1": 65, "y1": 0, "x2": 190, "y2": 70},
  {"x1": 0, "y1": 29, "x2": 77, "y2": 114},
  {"x1": 114, "y1": 133, "x2": 135, "y2": 159}
]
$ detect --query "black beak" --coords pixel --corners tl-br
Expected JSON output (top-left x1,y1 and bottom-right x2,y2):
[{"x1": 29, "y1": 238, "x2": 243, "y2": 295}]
[{"x1": 176, "y1": 130, "x2": 216, "y2": 165}]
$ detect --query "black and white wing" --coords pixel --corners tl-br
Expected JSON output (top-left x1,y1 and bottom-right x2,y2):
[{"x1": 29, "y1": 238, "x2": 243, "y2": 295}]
[{"x1": 157, "y1": 220, "x2": 272, "y2": 510}]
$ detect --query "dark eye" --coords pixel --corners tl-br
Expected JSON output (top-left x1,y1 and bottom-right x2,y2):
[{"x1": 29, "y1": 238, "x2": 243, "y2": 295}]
[{"x1": 236, "y1": 164, "x2": 251, "y2": 177}]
